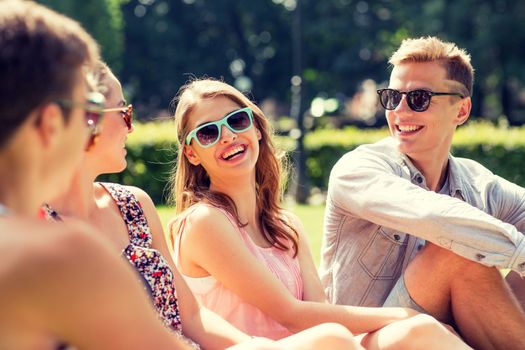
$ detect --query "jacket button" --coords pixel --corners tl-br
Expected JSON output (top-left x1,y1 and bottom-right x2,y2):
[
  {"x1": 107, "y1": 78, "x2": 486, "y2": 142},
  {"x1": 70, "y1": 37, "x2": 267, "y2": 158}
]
[{"x1": 394, "y1": 234, "x2": 401, "y2": 241}]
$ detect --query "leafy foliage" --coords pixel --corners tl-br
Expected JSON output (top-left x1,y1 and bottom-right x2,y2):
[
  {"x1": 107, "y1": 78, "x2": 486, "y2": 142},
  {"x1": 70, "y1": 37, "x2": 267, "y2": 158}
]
[
  {"x1": 110, "y1": 120, "x2": 525, "y2": 204},
  {"x1": 37, "y1": 0, "x2": 128, "y2": 72},
  {"x1": 38, "y1": 0, "x2": 525, "y2": 124},
  {"x1": 34, "y1": 0, "x2": 525, "y2": 203}
]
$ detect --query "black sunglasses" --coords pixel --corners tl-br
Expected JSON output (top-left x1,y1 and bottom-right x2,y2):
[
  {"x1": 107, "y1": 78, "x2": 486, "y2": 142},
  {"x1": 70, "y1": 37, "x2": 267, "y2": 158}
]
[
  {"x1": 103, "y1": 104, "x2": 133, "y2": 131},
  {"x1": 377, "y1": 88, "x2": 464, "y2": 112}
]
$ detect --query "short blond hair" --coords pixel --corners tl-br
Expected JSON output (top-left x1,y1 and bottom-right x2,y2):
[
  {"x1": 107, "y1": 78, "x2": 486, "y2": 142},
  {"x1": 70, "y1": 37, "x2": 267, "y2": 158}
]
[{"x1": 389, "y1": 36, "x2": 474, "y2": 97}]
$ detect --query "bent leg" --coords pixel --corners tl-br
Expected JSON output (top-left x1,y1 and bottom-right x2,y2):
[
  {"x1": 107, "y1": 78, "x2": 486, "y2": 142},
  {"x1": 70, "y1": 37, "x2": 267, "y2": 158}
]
[
  {"x1": 276, "y1": 323, "x2": 363, "y2": 350},
  {"x1": 404, "y1": 243, "x2": 525, "y2": 350},
  {"x1": 360, "y1": 314, "x2": 471, "y2": 350},
  {"x1": 227, "y1": 323, "x2": 362, "y2": 350}
]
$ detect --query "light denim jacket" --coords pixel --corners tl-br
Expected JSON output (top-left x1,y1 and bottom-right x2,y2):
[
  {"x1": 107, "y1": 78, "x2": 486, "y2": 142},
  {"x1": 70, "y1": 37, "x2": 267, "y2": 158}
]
[{"x1": 319, "y1": 137, "x2": 525, "y2": 307}]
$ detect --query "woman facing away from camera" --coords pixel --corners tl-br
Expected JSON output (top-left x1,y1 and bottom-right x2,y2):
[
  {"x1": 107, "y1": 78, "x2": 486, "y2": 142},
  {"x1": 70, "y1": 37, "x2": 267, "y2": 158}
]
[
  {"x1": 168, "y1": 78, "x2": 472, "y2": 350},
  {"x1": 42, "y1": 62, "x2": 366, "y2": 350}
]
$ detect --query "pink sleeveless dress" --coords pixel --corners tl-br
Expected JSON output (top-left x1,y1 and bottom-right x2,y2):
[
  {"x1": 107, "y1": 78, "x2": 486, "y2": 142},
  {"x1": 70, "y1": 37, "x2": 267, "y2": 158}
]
[{"x1": 173, "y1": 205, "x2": 303, "y2": 340}]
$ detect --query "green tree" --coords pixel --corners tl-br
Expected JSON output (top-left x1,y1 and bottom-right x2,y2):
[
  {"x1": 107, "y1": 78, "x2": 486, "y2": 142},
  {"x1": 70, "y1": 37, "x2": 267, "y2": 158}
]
[
  {"x1": 40, "y1": 0, "x2": 525, "y2": 126},
  {"x1": 120, "y1": 0, "x2": 292, "y2": 116},
  {"x1": 37, "y1": 0, "x2": 127, "y2": 73}
]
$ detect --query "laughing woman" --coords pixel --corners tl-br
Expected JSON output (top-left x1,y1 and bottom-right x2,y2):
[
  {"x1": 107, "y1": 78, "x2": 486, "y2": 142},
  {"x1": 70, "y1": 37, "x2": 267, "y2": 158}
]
[{"x1": 168, "y1": 78, "x2": 471, "y2": 350}]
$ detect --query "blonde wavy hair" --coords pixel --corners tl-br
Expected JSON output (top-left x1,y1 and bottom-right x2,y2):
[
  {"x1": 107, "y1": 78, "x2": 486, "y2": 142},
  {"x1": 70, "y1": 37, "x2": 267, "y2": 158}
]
[
  {"x1": 168, "y1": 78, "x2": 298, "y2": 255},
  {"x1": 389, "y1": 36, "x2": 474, "y2": 97}
]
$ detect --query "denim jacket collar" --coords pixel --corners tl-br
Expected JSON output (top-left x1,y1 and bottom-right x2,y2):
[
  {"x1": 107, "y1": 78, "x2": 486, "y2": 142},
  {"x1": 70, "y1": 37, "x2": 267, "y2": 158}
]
[
  {"x1": 396, "y1": 148, "x2": 464, "y2": 197},
  {"x1": 446, "y1": 155, "x2": 466, "y2": 198}
]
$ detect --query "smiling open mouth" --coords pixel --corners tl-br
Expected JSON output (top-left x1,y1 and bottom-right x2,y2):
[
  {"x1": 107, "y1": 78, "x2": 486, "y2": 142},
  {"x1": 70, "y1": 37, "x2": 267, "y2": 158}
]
[
  {"x1": 221, "y1": 145, "x2": 246, "y2": 160},
  {"x1": 396, "y1": 125, "x2": 423, "y2": 133}
]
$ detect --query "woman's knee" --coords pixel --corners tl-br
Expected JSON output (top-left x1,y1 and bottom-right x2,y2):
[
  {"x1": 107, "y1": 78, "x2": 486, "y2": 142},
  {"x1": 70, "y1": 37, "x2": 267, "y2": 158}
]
[
  {"x1": 358, "y1": 315, "x2": 449, "y2": 350},
  {"x1": 279, "y1": 323, "x2": 359, "y2": 350},
  {"x1": 406, "y1": 314, "x2": 446, "y2": 333},
  {"x1": 308, "y1": 323, "x2": 359, "y2": 349},
  {"x1": 402, "y1": 314, "x2": 466, "y2": 350}
]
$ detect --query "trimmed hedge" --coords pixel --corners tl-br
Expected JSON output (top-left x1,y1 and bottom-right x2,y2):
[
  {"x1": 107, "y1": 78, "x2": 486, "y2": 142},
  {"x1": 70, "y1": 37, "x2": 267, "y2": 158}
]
[
  {"x1": 98, "y1": 141, "x2": 176, "y2": 204},
  {"x1": 99, "y1": 121, "x2": 525, "y2": 204}
]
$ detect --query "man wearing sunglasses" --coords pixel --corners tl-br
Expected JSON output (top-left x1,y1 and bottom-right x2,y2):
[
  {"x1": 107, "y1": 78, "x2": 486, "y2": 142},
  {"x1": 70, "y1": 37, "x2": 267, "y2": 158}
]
[{"x1": 320, "y1": 36, "x2": 525, "y2": 349}]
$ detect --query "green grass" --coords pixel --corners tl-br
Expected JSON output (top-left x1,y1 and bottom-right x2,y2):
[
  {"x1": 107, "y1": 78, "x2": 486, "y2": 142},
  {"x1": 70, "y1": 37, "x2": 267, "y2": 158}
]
[
  {"x1": 157, "y1": 204, "x2": 326, "y2": 266},
  {"x1": 286, "y1": 203, "x2": 326, "y2": 266},
  {"x1": 157, "y1": 206, "x2": 176, "y2": 229}
]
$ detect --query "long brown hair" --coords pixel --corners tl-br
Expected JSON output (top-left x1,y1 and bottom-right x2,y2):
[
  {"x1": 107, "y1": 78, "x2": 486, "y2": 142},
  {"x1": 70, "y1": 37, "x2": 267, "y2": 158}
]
[{"x1": 168, "y1": 78, "x2": 298, "y2": 256}]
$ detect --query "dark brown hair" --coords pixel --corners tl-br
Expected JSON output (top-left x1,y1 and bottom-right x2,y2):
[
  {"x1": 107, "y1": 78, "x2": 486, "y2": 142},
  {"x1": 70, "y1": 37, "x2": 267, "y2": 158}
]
[{"x1": 0, "y1": 0, "x2": 99, "y2": 147}]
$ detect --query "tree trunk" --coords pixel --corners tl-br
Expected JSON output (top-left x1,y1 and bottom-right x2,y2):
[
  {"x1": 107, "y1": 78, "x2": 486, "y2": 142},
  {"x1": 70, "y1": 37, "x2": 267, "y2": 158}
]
[{"x1": 290, "y1": 0, "x2": 309, "y2": 204}]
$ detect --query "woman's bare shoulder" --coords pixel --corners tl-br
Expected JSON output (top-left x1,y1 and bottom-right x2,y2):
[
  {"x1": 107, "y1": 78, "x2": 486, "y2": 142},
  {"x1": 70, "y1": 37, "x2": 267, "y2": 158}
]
[
  {"x1": 0, "y1": 218, "x2": 121, "y2": 297},
  {"x1": 0, "y1": 218, "x2": 91, "y2": 258},
  {"x1": 185, "y1": 204, "x2": 239, "y2": 232},
  {"x1": 0, "y1": 218, "x2": 183, "y2": 349}
]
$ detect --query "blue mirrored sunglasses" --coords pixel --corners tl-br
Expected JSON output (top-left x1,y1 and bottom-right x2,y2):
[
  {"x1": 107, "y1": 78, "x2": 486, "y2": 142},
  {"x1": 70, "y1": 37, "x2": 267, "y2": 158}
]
[{"x1": 185, "y1": 107, "x2": 253, "y2": 148}]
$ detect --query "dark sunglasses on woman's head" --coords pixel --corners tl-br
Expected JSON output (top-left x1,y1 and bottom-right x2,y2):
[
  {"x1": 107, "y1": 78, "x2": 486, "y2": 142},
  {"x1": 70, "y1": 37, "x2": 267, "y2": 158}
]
[
  {"x1": 377, "y1": 88, "x2": 464, "y2": 112},
  {"x1": 102, "y1": 104, "x2": 133, "y2": 131},
  {"x1": 56, "y1": 92, "x2": 105, "y2": 149},
  {"x1": 185, "y1": 107, "x2": 254, "y2": 148}
]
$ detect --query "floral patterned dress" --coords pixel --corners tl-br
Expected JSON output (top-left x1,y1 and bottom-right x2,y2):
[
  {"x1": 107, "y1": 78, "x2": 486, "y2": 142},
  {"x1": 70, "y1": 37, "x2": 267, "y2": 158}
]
[{"x1": 42, "y1": 183, "x2": 200, "y2": 349}]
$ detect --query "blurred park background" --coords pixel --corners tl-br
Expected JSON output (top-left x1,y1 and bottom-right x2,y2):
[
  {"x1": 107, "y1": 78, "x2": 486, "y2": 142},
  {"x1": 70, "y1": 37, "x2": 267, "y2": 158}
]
[{"x1": 37, "y1": 0, "x2": 525, "y2": 253}]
